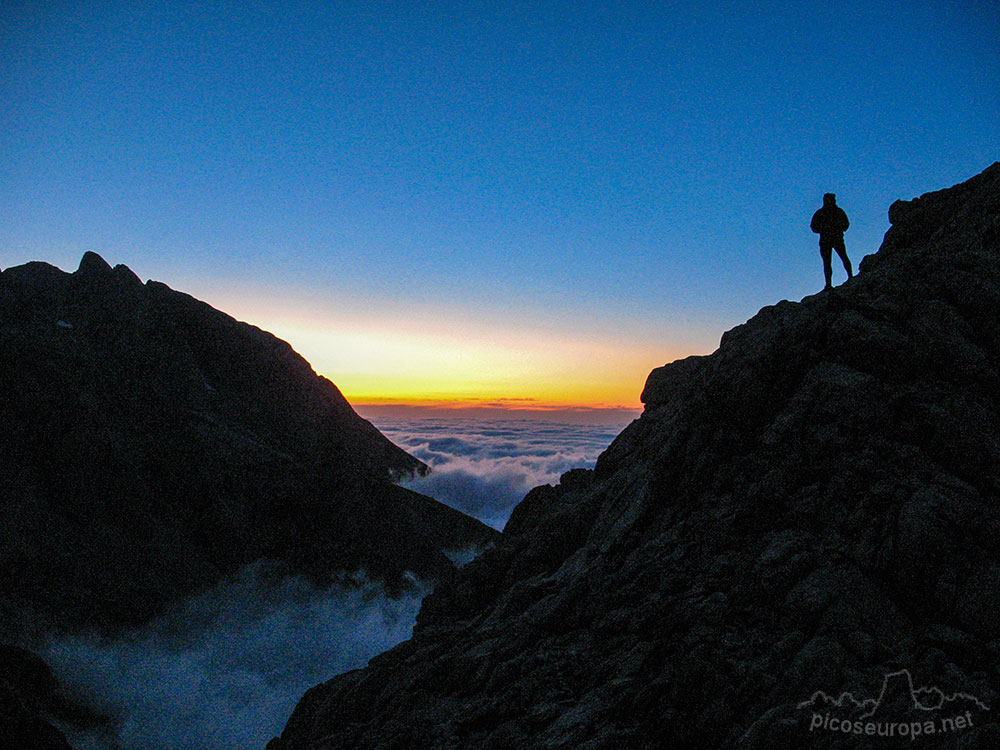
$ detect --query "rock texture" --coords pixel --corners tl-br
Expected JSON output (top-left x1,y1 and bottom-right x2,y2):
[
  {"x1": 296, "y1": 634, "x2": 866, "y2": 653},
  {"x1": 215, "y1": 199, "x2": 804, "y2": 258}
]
[
  {"x1": 0, "y1": 642, "x2": 113, "y2": 750},
  {"x1": 272, "y1": 164, "x2": 1000, "y2": 749},
  {"x1": 0, "y1": 255, "x2": 497, "y2": 636},
  {"x1": 0, "y1": 644, "x2": 77, "y2": 750}
]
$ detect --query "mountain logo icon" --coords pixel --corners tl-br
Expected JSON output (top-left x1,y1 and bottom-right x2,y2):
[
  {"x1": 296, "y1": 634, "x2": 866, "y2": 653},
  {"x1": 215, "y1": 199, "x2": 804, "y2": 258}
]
[{"x1": 799, "y1": 669, "x2": 990, "y2": 719}]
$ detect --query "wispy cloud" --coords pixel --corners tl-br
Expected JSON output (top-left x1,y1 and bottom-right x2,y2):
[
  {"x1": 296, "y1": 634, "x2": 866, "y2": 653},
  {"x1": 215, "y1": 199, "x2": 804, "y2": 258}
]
[
  {"x1": 40, "y1": 418, "x2": 629, "y2": 749},
  {"x1": 45, "y1": 564, "x2": 426, "y2": 750},
  {"x1": 376, "y1": 418, "x2": 626, "y2": 530}
]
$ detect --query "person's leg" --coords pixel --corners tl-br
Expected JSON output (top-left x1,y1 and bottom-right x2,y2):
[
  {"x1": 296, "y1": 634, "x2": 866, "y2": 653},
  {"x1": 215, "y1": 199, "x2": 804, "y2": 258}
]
[
  {"x1": 834, "y1": 238, "x2": 853, "y2": 279},
  {"x1": 820, "y1": 243, "x2": 833, "y2": 288}
]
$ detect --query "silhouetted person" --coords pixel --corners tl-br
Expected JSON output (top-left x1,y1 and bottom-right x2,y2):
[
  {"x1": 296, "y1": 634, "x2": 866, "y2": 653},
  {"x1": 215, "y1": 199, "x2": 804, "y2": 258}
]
[{"x1": 811, "y1": 193, "x2": 852, "y2": 289}]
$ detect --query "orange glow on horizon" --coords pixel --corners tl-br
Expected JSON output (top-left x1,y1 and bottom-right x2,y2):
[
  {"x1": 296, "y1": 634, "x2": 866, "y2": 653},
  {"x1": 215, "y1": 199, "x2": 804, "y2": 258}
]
[
  {"x1": 346, "y1": 395, "x2": 636, "y2": 411},
  {"x1": 207, "y1": 291, "x2": 698, "y2": 412}
]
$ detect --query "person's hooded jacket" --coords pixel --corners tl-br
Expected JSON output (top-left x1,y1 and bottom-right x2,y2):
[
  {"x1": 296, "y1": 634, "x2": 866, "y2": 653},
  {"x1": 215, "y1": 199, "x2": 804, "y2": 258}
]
[{"x1": 811, "y1": 194, "x2": 849, "y2": 242}]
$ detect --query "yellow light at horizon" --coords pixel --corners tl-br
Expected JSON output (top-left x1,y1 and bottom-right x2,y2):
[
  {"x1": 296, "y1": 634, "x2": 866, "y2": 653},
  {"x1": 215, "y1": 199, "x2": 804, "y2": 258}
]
[
  {"x1": 268, "y1": 319, "x2": 663, "y2": 408},
  {"x1": 211, "y1": 293, "x2": 691, "y2": 410}
]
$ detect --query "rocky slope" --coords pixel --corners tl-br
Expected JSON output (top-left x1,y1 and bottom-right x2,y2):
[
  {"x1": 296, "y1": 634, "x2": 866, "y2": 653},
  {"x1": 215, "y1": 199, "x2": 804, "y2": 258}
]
[
  {"x1": 271, "y1": 163, "x2": 1000, "y2": 749},
  {"x1": 0, "y1": 254, "x2": 497, "y2": 636},
  {"x1": 0, "y1": 643, "x2": 95, "y2": 750}
]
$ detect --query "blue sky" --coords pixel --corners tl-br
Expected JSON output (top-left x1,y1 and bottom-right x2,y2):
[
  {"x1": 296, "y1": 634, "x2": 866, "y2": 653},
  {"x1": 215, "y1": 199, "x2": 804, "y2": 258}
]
[{"x1": 3, "y1": 0, "x2": 997, "y2": 408}]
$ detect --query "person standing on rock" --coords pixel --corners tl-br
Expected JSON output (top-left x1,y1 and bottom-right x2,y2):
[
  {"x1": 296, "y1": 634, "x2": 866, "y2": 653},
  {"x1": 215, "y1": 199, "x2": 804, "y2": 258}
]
[{"x1": 811, "y1": 193, "x2": 853, "y2": 289}]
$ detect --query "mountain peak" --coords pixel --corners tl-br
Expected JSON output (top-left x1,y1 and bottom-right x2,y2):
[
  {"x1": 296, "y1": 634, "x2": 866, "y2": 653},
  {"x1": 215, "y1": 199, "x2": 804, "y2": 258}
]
[
  {"x1": 271, "y1": 163, "x2": 1000, "y2": 749},
  {"x1": 1, "y1": 257, "x2": 496, "y2": 634},
  {"x1": 76, "y1": 250, "x2": 112, "y2": 275}
]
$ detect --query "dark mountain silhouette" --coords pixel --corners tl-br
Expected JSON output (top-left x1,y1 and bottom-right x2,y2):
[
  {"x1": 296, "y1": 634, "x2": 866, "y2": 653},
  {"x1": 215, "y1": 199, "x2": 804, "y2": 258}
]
[
  {"x1": 0, "y1": 643, "x2": 96, "y2": 750},
  {"x1": 0, "y1": 252, "x2": 499, "y2": 744},
  {"x1": 0, "y1": 253, "x2": 497, "y2": 635},
  {"x1": 271, "y1": 163, "x2": 1000, "y2": 749}
]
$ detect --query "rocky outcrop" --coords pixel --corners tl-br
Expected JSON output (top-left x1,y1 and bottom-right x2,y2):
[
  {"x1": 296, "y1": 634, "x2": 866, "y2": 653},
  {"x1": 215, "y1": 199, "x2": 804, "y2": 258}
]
[
  {"x1": 0, "y1": 644, "x2": 77, "y2": 750},
  {"x1": 0, "y1": 256, "x2": 497, "y2": 635},
  {"x1": 271, "y1": 163, "x2": 1000, "y2": 749}
]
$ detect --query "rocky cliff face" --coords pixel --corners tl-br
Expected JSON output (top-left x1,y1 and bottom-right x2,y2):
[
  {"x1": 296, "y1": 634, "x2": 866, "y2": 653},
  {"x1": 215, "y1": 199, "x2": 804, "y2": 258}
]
[
  {"x1": 272, "y1": 164, "x2": 1000, "y2": 749},
  {"x1": 0, "y1": 643, "x2": 94, "y2": 750},
  {"x1": 0, "y1": 254, "x2": 497, "y2": 636}
]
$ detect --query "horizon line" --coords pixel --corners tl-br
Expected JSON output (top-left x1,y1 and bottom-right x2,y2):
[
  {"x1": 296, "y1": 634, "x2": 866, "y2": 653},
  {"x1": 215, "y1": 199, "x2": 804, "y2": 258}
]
[{"x1": 352, "y1": 399, "x2": 643, "y2": 425}]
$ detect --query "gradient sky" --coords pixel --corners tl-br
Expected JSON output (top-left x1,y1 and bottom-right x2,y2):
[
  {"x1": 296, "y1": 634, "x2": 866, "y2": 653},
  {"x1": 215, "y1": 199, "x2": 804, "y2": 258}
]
[{"x1": 3, "y1": 1, "x2": 998, "y2": 411}]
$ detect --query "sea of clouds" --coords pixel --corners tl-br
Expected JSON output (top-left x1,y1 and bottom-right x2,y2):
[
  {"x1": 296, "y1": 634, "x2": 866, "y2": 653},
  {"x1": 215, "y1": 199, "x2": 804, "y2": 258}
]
[
  {"x1": 42, "y1": 418, "x2": 628, "y2": 749},
  {"x1": 377, "y1": 417, "x2": 627, "y2": 530},
  {"x1": 45, "y1": 566, "x2": 426, "y2": 750}
]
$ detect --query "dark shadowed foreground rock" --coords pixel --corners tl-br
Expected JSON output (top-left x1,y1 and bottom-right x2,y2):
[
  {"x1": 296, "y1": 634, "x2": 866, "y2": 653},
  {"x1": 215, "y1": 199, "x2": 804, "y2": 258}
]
[
  {"x1": 0, "y1": 644, "x2": 77, "y2": 750},
  {"x1": 272, "y1": 164, "x2": 1000, "y2": 749},
  {"x1": 0, "y1": 256, "x2": 497, "y2": 637},
  {"x1": 1, "y1": 254, "x2": 498, "y2": 746}
]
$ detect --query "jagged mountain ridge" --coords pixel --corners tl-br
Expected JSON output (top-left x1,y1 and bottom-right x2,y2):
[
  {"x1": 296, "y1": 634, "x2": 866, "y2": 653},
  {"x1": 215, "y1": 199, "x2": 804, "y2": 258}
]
[
  {"x1": 0, "y1": 253, "x2": 497, "y2": 635},
  {"x1": 272, "y1": 163, "x2": 1000, "y2": 749}
]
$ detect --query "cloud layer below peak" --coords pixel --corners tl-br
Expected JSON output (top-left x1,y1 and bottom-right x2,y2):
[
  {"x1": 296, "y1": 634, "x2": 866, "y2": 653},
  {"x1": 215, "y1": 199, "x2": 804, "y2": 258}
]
[{"x1": 378, "y1": 418, "x2": 626, "y2": 530}]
